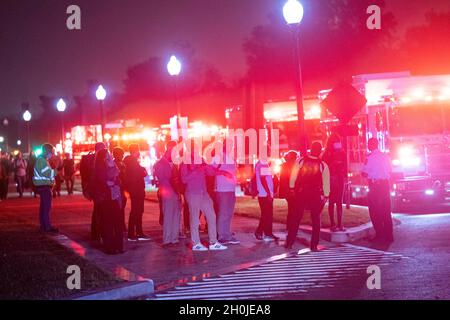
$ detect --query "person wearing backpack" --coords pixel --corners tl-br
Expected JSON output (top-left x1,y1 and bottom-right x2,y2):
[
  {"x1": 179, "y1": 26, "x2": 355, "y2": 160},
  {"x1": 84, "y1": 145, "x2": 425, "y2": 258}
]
[
  {"x1": 286, "y1": 142, "x2": 330, "y2": 251},
  {"x1": 80, "y1": 142, "x2": 106, "y2": 241},
  {"x1": 154, "y1": 141, "x2": 182, "y2": 245}
]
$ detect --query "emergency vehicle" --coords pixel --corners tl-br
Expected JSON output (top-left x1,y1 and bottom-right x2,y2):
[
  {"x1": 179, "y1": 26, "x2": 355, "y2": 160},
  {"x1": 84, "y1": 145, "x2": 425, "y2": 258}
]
[{"x1": 320, "y1": 71, "x2": 450, "y2": 209}]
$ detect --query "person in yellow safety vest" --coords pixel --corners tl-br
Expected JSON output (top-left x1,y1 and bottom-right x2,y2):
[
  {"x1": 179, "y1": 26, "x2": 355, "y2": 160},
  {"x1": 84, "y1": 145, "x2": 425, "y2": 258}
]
[{"x1": 33, "y1": 143, "x2": 59, "y2": 233}]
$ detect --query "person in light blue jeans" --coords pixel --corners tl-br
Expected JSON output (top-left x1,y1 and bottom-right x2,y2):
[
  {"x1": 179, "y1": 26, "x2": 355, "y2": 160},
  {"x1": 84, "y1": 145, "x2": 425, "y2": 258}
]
[{"x1": 212, "y1": 139, "x2": 239, "y2": 245}]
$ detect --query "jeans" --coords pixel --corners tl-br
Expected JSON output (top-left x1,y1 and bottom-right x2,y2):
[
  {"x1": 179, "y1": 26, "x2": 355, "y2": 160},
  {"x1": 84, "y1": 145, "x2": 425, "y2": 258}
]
[
  {"x1": 36, "y1": 185, "x2": 52, "y2": 231},
  {"x1": 99, "y1": 199, "x2": 124, "y2": 253},
  {"x1": 16, "y1": 175, "x2": 26, "y2": 197},
  {"x1": 216, "y1": 192, "x2": 236, "y2": 241},
  {"x1": 185, "y1": 192, "x2": 217, "y2": 244},
  {"x1": 256, "y1": 196, "x2": 274, "y2": 236},
  {"x1": 128, "y1": 193, "x2": 145, "y2": 237},
  {"x1": 64, "y1": 176, "x2": 75, "y2": 194}
]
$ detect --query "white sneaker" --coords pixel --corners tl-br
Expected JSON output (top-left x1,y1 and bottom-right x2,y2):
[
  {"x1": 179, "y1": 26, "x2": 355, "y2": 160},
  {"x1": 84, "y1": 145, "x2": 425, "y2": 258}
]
[
  {"x1": 209, "y1": 242, "x2": 228, "y2": 251},
  {"x1": 263, "y1": 236, "x2": 275, "y2": 242},
  {"x1": 192, "y1": 243, "x2": 208, "y2": 251}
]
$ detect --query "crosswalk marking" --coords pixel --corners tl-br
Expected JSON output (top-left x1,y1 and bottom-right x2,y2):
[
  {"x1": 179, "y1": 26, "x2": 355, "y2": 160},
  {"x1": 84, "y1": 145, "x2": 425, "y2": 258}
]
[{"x1": 151, "y1": 244, "x2": 405, "y2": 300}]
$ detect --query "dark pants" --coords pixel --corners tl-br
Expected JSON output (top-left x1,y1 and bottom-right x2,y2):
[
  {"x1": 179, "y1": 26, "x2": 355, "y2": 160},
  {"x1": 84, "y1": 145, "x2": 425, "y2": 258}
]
[
  {"x1": 121, "y1": 193, "x2": 127, "y2": 232},
  {"x1": 256, "y1": 196, "x2": 274, "y2": 236},
  {"x1": 329, "y1": 176, "x2": 344, "y2": 228},
  {"x1": 16, "y1": 175, "x2": 26, "y2": 197},
  {"x1": 91, "y1": 201, "x2": 101, "y2": 241},
  {"x1": 368, "y1": 180, "x2": 393, "y2": 241},
  {"x1": 0, "y1": 178, "x2": 9, "y2": 199},
  {"x1": 182, "y1": 195, "x2": 190, "y2": 232},
  {"x1": 286, "y1": 192, "x2": 324, "y2": 250},
  {"x1": 128, "y1": 193, "x2": 145, "y2": 237},
  {"x1": 285, "y1": 196, "x2": 297, "y2": 232},
  {"x1": 64, "y1": 176, "x2": 75, "y2": 194},
  {"x1": 99, "y1": 199, "x2": 124, "y2": 253},
  {"x1": 52, "y1": 176, "x2": 62, "y2": 197},
  {"x1": 36, "y1": 185, "x2": 52, "y2": 231}
]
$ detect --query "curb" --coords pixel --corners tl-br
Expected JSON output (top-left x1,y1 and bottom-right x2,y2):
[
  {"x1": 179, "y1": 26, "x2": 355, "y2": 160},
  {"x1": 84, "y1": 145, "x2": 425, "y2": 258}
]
[
  {"x1": 70, "y1": 279, "x2": 154, "y2": 300},
  {"x1": 299, "y1": 222, "x2": 375, "y2": 243}
]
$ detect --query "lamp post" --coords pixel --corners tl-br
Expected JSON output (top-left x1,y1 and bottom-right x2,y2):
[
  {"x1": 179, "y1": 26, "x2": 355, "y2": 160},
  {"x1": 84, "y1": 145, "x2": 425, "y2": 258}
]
[
  {"x1": 22, "y1": 110, "x2": 32, "y2": 154},
  {"x1": 2, "y1": 118, "x2": 8, "y2": 152},
  {"x1": 56, "y1": 98, "x2": 67, "y2": 152},
  {"x1": 283, "y1": 0, "x2": 306, "y2": 156},
  {"x1": 95, "y1": 85, "x2": 107, "y2": 142},
  {"x1": 167, "y1": 55, "x2": 182, "y2": 139}
]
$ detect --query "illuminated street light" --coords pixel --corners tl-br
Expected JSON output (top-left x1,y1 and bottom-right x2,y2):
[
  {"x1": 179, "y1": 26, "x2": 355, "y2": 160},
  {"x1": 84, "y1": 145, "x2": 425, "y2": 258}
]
[
  {"x1": 22, "y1": 110, "x2": 32, "y2": 153},
  {"x1": 56, "y1": 98, "x2": 67, "y2": 151},
  {"x1": 56, "y1": 98, "x2": 67, "y2": 112},
  {"x1": 95, "y1": 85, "x2": 107, "y2": 141},
  {"x1": 167, "y1": 55, "x2": 182, "y2": 76},
  {"x1": 283, "y1": 0, "x2": 304, "y2": 25},
  {"x1": 167, "y1": 55, "x2": 182, "y2": 140},
  {"x1": 23, "y1": 110, "x2": 32, "y2": 122},
  {"x1": 17, "y1": 139, "x2": 22, "y2": 146},
  {"x1": 0, "y1": 136, "x2": 4, "y2": 143},
  {"x1": 282, "y1": 0, "x2": 306, "y2": 155}
]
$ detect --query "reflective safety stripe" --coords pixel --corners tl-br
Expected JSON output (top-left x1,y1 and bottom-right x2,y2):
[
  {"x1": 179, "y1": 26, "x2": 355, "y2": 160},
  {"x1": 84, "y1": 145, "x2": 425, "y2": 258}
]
[
  {"x1": 34, "y1": 168, "x2": 53, "y2": 181},
  {"x1": 41, "y1": 166, "x2": 51, "y2": 173}
]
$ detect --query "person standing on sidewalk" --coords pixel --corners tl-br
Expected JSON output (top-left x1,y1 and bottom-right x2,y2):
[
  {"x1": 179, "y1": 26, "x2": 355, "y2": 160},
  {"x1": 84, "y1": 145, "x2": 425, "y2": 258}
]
[
  {"x1": 113, "y1": 147, "x2": 127, "y2": 232},
  {"x1": 180, "y1": 151, "x2": 227, "y2": 252},
  {"x1": 50, "y1": 153, "x2": 63, "y2": 198},
  {"x1": 212, "y1": 139, "x2": 239, "y2": 245},
  {"x1": 154, "y1": 141, "x2": 182, "y2": 246},
  {"x1": 287, "y1": 142, "x2": 330, "y2": 251},
  {"x1": 124, "y1": 144, "x2": 150, "y2": 242},
  {"x1": 33, "y1": 143, "x2": 58, "y2": 233},
  {"x1": 62, "y1": 153, "x2": 75, "y2": 195},
  {"x1": 278, "y1": 150, "x2": 299, "y2": 235},
  {"x1": 322, "y1": 134, "x2": 347, "y2": 232},
  {"x1": 362, "y1": 138, "x2": 394, "y2": 243},
  {"x1": 0, "y1": 151, "x2": 12, "y2": 200},
  {"x1": 14, "y1": 152, "x2": 27, "y2": 198},
  {"x1": 93, "y1": 148, "x2": 124, "y2": 254},
  {"x1": 254, "y1": 158, "x2": 279, "y2": 242}
]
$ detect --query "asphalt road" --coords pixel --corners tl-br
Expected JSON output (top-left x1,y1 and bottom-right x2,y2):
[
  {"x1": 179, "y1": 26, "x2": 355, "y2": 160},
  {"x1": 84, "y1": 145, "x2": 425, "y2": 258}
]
[{"x1": 2, "y1": 187, "x2": 449, "y2": 300}]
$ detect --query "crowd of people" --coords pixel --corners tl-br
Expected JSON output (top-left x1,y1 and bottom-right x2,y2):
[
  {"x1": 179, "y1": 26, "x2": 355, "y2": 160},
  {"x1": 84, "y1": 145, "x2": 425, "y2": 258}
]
[
  {"x1": 0, "y1": 149, "x2": 76, "y2": 201},
  {"x1": 5, "y1": 132, "x2": 394, "y2": 255}
]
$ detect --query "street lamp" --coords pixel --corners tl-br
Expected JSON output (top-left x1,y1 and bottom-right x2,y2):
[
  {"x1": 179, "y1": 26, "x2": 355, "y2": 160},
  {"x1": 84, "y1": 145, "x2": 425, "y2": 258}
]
[
  {"x1": 22, "y1": 110, "x2": 32, "y2": 154},
  {"x1": 95, "y1": 85, "x2": 107, "y2": 142},
  {"x1": 56, "y1": 98, "x2": 67, "y2": 152},
  {"x1": 167, "y1": 55, "x2": 182, "y2": 139},
  {"x1": 17, "y1": 139, "x2": 22, "y2": 146},
  {"x1": 283, "y1": 0, "x2": 306, "y2": 156},
  {"x1": 0, "y1": 136, "x2": 4, "y2": 143}
]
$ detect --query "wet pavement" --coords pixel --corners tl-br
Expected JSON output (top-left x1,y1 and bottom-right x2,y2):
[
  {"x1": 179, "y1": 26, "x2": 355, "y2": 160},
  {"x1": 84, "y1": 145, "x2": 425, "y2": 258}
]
[
  {"x1": 0, "y1": 192, "x2": 311, "y2": 291},
  {"x1": 2, "y1": 190, "x2": 449, "y2": 299}
]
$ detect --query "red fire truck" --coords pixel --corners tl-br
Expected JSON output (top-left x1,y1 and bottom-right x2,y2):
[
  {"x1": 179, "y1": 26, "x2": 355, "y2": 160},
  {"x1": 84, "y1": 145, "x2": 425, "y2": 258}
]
[{"x1": 320, "y1": 71, "x2": 450, "y2": 209}]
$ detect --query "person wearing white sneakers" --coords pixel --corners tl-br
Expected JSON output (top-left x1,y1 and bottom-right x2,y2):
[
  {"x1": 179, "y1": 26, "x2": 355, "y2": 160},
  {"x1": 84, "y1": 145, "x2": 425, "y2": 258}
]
[{"x1": 181, "y1": 150, "x2": 227, "y2": 252}]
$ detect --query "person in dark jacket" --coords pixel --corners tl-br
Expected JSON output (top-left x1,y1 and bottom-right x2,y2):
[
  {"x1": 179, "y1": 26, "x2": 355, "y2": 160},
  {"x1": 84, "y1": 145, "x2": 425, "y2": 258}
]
[
  {"x1": 113, "y1": 147, "x2": 127, "y2": 232},
  {"x1": 278, "y1": 150, "x2": 299, "y2": 234},
  {"x1": 62, "y1": 153, "x2": 75, "y2": 195},
  {"x1": 93, "y1": 148, "x2": 124, "y2": 254},
  {"x1": 322, "y1": 134, "x2": 348, "y2": 232},
  {"x1": 124, "y1": 144, "x2": 150, "y2": 242}
]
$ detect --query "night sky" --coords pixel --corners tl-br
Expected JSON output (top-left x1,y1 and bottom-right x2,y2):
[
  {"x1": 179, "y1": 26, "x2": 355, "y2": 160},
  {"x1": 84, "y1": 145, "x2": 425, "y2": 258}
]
[{"x1": 1, "y1": 0, "x2": 449, "y2": 117}]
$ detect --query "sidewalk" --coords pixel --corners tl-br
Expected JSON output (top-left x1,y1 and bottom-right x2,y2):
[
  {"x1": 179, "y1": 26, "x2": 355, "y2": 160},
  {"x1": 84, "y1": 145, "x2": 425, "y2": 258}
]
[{"x1": 1, "y1": 193, "x2": 309, "y2": 292}]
